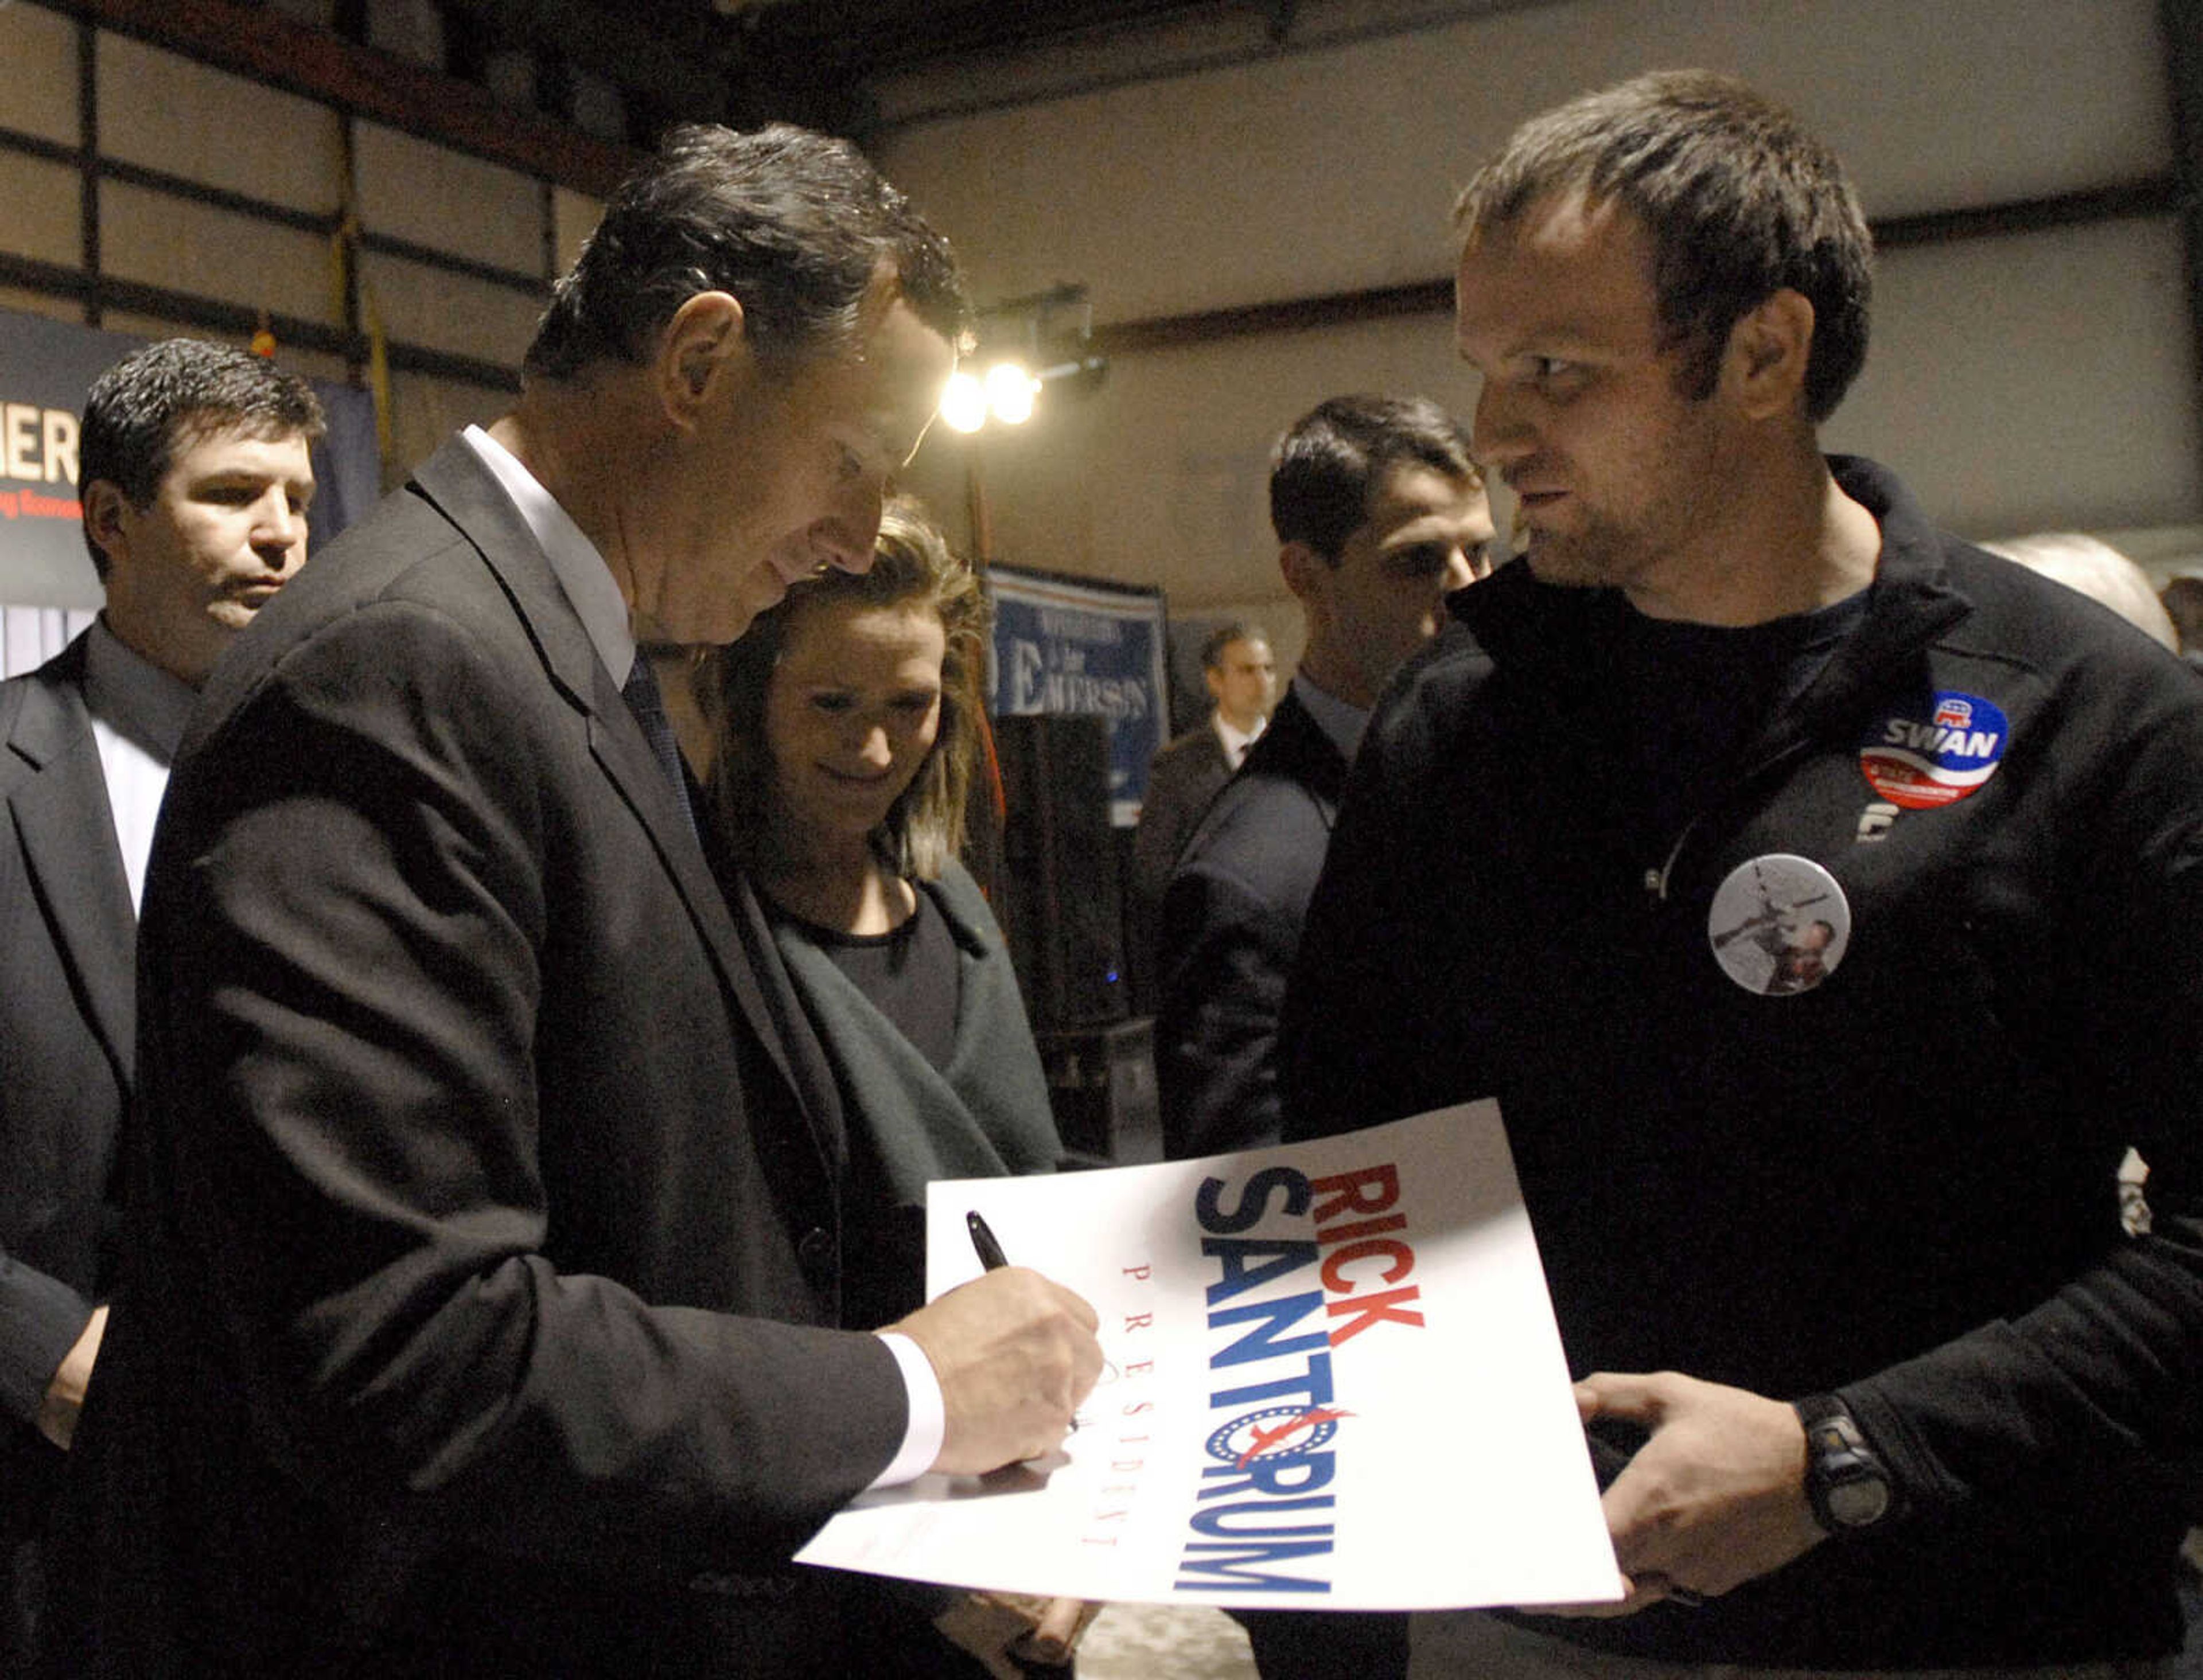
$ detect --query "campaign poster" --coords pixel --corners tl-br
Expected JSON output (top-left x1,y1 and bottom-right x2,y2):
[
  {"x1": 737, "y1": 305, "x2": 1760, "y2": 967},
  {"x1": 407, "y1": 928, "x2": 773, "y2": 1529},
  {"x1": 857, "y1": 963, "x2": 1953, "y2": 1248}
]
[
  {"x1": 795, "y1": 1102, "x2": 1621, "y2": 1612},
  {"x1": 986, "y1": 565, "x2": 1167, "y2": 827}
]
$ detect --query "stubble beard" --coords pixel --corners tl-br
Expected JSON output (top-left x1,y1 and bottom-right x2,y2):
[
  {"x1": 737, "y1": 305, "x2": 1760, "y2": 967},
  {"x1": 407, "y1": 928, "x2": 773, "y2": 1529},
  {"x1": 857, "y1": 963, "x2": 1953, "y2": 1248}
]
[{"x1": 1521, "y1": 516, "x2": 1636, "y2": 592}]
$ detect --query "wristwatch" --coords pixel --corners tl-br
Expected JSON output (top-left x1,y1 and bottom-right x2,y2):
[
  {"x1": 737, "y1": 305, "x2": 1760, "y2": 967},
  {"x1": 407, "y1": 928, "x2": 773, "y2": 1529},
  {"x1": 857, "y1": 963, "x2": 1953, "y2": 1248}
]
[{"x1": 1792, "y1": 1394, "x2": 1895, "y2": 1534}]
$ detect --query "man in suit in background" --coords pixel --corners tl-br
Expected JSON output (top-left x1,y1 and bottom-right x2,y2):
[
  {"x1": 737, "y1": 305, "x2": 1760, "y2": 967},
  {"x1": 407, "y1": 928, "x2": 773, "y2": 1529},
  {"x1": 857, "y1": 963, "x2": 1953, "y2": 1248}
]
[
  {"x1": 1151, "y1": 396, "x2": 1488, "y2": 1680},
  {"x1": 1155, "y1": 395, "x2": 1489, "y2": 1164},
  {"x1": 1, "y1": 338, "x2": 321, "y2": 1669},
  {"x1": 52, "y1": 124, "x2": 1099, "y2": 1677},
  {"x1": 1130, "y1": 621, "x2": 1274, "y2": 972}
]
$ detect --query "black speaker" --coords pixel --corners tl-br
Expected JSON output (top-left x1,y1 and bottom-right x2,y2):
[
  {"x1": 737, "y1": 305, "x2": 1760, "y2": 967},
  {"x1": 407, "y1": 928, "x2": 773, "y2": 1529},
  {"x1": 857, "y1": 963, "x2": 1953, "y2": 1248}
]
[
  {"x1": 993, "y1": 712, "x2": 1129, "y2": 1031},
  {"x1": 1037, "y1": 1017, "x2": 1161, "y2": 1167}
]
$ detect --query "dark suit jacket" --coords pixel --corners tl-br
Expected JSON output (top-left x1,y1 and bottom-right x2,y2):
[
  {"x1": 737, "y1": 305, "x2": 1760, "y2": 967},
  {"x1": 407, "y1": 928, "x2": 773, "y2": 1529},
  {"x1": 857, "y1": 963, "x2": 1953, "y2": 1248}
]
[
  {"x1": 1153, "y1": 690, "x2": 1345, "y2": 1158},
  {"x1": 0, "y1": 636, "x2": 130, "y2": 1552},
  {"x1": 1130, "y1": 720, "x2": 1233, "y2": 913},
  {"x1": 48, "y1": 440, "x2": 916, "y2": 1677}
]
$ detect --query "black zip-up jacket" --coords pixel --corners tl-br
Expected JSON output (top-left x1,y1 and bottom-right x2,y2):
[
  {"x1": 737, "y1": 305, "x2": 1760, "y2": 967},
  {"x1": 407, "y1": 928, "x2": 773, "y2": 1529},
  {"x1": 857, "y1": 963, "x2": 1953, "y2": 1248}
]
[{"x1": 1283, "y1": 457, "x2": 2203, "y2": 1666}]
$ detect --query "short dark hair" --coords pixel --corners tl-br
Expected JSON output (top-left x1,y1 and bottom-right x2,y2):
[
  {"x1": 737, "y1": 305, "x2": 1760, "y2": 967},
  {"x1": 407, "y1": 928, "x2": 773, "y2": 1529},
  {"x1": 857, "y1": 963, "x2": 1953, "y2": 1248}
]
[
  {"x1": 78, "y1": 337, "x2": 325, "y2": 580},
  {"x1": 1198, "y1": 621, "x2": 1267, "y2": 672},
  {"x1": 2161, "y1": 576, "x2": 2203, "y2": 654},
  {"x1": 1270, "y1": 395, "x2": 1479, "y2": 562},
  {"x1": 526, "y1": 122, "x2": 968, "y2": 381},
  {"x1": 1453, "y1": 70, "x2": 1873, "y2": 423},
  {"x1": 704, "y1": 497, "x2": 988, "y2": 882}
]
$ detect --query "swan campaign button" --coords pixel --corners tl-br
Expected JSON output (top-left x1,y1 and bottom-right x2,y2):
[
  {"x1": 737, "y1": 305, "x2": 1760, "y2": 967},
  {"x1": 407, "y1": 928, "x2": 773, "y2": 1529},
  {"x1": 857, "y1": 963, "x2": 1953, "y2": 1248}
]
[
  {"x1": 1859, "y1": 691, "x2": 2009, "y2": 809},
  {"x1": 1707, "y1": 854, "x2": 1851, "y2": 996}
]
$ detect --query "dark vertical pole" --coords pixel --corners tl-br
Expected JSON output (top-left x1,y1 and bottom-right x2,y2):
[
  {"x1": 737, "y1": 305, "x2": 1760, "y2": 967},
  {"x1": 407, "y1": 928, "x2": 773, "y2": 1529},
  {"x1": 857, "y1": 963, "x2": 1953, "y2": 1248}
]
[
  {"x1": 77, "y1": 17, "x2": 99, "y2": 327},
  {"x1": 339, "y1": 114, "x2": 363, "y2": 376},
  {"x1": 960, "y1": 438, "x2": 1006, "y2": 907},
  {"x1": 2165, "y1": 0, "x2": 2203, "y2": 485},
  {"x1": 964, "y1": 443, "x2": 994, "y2": 568},
  {"x1": 540, "y1": 177, "x2": 559, "y2": 288}
]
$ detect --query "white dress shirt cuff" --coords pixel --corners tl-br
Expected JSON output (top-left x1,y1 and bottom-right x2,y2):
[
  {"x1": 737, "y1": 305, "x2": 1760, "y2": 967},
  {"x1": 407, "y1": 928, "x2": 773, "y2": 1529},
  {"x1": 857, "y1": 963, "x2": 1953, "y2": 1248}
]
[{"x1": 868, "y1": 1331, "x2": 945, "y2": 1488}]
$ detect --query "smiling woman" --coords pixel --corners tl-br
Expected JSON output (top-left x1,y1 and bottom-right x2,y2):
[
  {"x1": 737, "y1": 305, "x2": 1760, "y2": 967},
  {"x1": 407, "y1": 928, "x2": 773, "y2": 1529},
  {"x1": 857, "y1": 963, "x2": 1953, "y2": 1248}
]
[
  {"x1": 699, "y1": 497, "x2": 1064, "y2": 1323},
  {"x1": 697, "y1": 499, "x2": 1089, "y2": 1671},
  {"x1": 758, "y1": 580, "x2": 950, "y2": 864},
  {"x1": 705, "y1": 497, "x2": 992, "y2": 917}
]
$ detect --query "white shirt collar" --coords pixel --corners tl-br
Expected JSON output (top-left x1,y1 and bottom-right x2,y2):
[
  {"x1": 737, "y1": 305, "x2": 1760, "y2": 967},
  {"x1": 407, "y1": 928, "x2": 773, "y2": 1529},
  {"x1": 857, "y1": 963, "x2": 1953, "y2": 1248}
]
[
  {"x1": 82, "y1": 619, "x2": 200, "y2": 914},
  {"x1": 83, "y1": 615, "x2": 198, "y2": 761},
  {"x1": 461, "y1": 424, "x2": 636, "y2": 686},
  {"x1": 1212, "y1": 710, "x2": 1264, "y2": 768}
]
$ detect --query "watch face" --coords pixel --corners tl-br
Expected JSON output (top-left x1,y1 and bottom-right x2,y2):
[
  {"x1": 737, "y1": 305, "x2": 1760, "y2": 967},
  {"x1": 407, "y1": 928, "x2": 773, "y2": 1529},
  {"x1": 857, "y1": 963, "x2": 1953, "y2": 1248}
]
[{"x1": 1826, "y1": 1473, "x2": 1891, "y2": 1527}]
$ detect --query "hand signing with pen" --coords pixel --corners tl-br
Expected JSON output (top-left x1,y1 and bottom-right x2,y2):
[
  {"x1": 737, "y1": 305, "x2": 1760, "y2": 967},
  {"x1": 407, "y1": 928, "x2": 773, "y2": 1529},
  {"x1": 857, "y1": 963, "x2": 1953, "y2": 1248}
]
[
  {"x1": 892, "y1": 1268, "x2": 1103, "y2": 1474},
  {"x1": 1538, "y1": 1370, "x2": 1824, "y2": 1617}
]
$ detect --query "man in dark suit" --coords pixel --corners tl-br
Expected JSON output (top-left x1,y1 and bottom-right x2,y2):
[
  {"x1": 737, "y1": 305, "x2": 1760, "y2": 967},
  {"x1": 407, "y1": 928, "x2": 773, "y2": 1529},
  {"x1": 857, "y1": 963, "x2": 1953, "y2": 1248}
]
[
  {"x1": 1, "y1": 339, "x2": 322, "y2": 1669},
  {"x1": 1155, "y1": 395, "x2": 1489, "y2": 1164},
  {"x1": 1155, "y1": 395, "x2": 1488, "y2": 1680},
  {"x1": 1129, "y1": 622, "x2": 1274, "y2": 988},
  {"x1": 50, "y1": 124, "x2": 1099, "y2": 1678}
]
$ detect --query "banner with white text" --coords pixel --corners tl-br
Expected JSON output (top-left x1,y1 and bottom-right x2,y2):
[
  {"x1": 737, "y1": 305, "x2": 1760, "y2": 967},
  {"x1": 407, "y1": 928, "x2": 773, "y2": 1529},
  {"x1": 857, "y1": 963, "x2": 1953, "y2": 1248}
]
[{"x1": 985, "y1": 565, "x2": 1167, "y2": 827}]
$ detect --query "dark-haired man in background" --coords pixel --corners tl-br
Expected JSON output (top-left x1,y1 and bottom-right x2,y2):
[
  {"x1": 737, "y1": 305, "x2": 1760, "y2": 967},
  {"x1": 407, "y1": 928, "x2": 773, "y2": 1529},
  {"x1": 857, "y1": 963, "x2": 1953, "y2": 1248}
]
[
  {"x1": 1133, "y1": 622, "x2": 1275, "y2": 906},
  {"x1": 1130, "y1": 622, "x2": 1275, "y2": 996},
  {"x1": 1285, "y1": 72, "x2": 2203, "y2": 1676},
  {"x1": 1, "y1": 337, "x2": 321, "y2": 1668},
  {"x1": 1157, "y1": 395, "x2": 1487, "y2": 1680},
  {"x1": 1155, "y1": 394, "x2": 1489, "y2": 1161},
  {"x1": 53, "y1": 124, "x2": 1099, "y2": 1677}
]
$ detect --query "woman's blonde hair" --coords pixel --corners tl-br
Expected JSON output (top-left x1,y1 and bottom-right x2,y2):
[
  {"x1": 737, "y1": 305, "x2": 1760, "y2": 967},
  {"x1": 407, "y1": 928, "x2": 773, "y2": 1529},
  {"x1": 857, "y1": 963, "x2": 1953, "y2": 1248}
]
[{"x1": 704, "y1": 497, "x2": 990, "y2": 880}]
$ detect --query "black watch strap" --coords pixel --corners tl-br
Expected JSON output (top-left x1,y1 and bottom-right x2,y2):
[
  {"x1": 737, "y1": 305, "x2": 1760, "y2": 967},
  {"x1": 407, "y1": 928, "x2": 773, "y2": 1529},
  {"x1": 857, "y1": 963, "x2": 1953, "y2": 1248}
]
[{"x1": 1793, "y1": 1393, "x2": 1897, "y2": 1535}]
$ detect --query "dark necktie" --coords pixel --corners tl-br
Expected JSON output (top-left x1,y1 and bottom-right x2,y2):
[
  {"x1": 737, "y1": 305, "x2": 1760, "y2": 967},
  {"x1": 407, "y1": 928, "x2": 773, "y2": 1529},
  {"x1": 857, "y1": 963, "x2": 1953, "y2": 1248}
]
[{"x1": 620, "y1": 654, "x2": 699, "y2": 841}]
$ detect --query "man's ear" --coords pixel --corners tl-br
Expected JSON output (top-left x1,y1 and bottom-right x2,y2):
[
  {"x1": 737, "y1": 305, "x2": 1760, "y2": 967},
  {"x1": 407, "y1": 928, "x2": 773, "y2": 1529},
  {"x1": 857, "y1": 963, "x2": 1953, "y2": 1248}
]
[
  {"x1": 83, "y1": 480, "x2": 131, "y2": 567},
  {"x1": 1725, "y1": 289, "x2": 1815, "y2": 420},
  {"x1": 1278, "y1": 540, "x2": 1328, "y2": 605},
  {"x1": 655, "y1": 291, "x2": 747, "y2": 428}
]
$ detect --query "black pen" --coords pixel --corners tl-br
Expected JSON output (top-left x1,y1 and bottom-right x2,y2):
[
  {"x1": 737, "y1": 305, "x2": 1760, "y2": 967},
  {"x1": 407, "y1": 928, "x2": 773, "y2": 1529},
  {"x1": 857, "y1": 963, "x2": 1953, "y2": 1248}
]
[{"x1": 966, "y1": 1209, "x2": 1010, "y2": 1272}]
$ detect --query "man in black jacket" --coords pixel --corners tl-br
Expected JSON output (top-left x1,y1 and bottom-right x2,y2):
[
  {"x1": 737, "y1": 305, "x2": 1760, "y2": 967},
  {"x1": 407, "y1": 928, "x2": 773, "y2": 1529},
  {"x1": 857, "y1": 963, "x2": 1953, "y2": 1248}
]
[
  {"x1": 1155, "y1": 395, "x2": 1489, "y2": 1161},
  {"x1": 1, "y1": 339, "x2": 322, "y2": 1670},
  {"x1": 1285, "y1": 71, "x2": 2203, "y2": 1675},
  {"x1": 1159, "y1": 397, "x2": 1488, "y2": 1680}
]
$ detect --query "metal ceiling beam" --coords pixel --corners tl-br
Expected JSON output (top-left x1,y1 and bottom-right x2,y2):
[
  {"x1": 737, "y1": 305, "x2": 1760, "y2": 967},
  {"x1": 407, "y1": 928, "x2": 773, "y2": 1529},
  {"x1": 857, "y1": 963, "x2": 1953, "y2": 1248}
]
[
  {"x1": 66, "y1": 0, "x2": 645, "y2": 197},
  {"x1": 437, "y1": 0, "x2": 730, "y2": 120},
  {"x1": 739, "y1": 0, "x2": 1228, "y2": 77}
]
